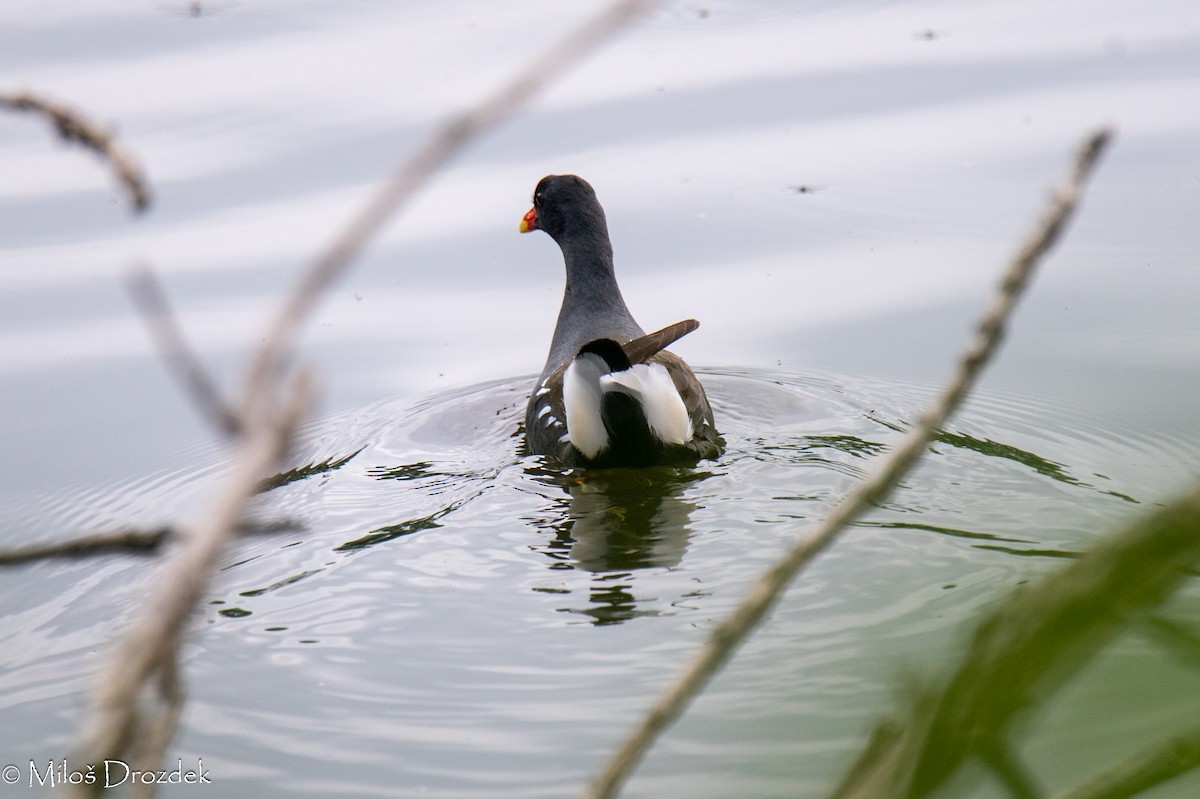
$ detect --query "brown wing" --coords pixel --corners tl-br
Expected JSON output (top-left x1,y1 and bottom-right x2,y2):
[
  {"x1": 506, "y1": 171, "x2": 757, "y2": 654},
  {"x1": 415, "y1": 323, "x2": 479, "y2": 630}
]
[
  {"x1": 621, "y1": 319, "x2": 699, "y2": 365},
  {"x1": 626, "y1": 319, "x2": 723, "y2": 460}
]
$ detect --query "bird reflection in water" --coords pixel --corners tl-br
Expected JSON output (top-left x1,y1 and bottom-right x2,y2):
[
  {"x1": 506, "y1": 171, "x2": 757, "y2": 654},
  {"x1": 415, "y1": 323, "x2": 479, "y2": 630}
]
[{"x1": 526, "y1": 465, "x2": 713, "y2": 625}]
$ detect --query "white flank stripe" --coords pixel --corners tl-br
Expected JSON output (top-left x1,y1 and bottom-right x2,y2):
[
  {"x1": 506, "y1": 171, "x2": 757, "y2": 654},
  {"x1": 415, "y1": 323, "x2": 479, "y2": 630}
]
[{"x1": 562, "y1": 353, "x2": 609, "y2": 459}]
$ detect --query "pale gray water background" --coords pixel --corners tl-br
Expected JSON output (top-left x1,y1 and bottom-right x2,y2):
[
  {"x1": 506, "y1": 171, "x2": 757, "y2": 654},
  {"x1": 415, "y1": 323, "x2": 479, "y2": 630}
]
[{"x1": 2, "y1": 0, "x2": 1200, "y2": 796}]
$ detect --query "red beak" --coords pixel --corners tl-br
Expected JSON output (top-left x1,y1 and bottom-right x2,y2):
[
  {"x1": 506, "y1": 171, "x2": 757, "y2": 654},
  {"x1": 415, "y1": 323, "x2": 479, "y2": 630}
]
[{"x1": 519, "y1": 206, "x2": 539, "y2": 233}]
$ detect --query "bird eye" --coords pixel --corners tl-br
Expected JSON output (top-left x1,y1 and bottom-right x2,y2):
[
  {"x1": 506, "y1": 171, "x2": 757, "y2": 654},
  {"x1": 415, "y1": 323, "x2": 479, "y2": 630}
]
[{"x1": 533, "y1": 191, "x2": 544, "y2": 207}]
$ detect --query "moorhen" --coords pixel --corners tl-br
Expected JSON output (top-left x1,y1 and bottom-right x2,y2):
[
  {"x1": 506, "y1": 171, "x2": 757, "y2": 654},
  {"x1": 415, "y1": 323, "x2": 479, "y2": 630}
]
[{"x1": 519, "y1": 174, "x2": 722, "y2": 468}]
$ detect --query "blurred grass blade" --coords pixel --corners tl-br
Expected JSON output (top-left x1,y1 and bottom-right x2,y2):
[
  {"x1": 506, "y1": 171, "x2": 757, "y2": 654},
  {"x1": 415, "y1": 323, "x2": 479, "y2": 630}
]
[
  {"x1": 833, "y1": 480, "x2": 1200, "y2": 799},
  {"x1": 1054, "y1": 726, "x2": 1200, "y2": 799}
]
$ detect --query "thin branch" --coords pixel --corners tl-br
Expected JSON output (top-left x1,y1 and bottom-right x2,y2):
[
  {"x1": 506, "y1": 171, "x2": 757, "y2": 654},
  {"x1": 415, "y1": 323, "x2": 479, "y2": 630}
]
[
  {"x1": 127, "y1": 268, "x2": 244, "y2": 436},
  {"x1": 129, "y1": 654, "x2": 185, "y2": 799},
  {"x1": 0, "y1": 89, "x2": 151, "y2": 212},
  {"x1": 74, "y1": 371, "x2": 313, "y2": 796},
  {"x1": 71, "y1": 2, "x2": 662, "y2": 794},
  {"x1": 243, "y1": 0, "x2": 664, "y2": 404},
  {"x1": 0, "y1": 526, "x2": 170, "y2": 566},
  {"x1": 0, "y1": 520, "x2": 301, "y2": 568},
  {"x1": 580, "y1": 128, "x2": 1115, "y2": 799}
]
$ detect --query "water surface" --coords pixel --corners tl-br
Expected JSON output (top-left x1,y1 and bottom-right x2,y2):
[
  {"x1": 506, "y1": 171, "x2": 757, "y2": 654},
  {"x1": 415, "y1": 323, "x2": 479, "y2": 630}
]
[{"x1": 2, "y1": 1, "x2": 1199, "y2": 797}]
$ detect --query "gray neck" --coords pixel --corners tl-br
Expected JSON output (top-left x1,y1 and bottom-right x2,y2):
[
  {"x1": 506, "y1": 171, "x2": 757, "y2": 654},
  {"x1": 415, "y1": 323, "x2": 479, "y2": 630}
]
[{"x1": 542, "y1": 231, "x2": 643, "y2": 376}]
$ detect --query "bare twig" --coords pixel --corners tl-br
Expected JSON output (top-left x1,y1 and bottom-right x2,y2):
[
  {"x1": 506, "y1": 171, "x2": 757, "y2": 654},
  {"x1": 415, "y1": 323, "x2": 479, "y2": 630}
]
[
  {"x1": 126, "y1": 268, "x2": 243, "y2": 436},
  {"x1": 75, "y1": 371, "x2": 313, "y2": 796},
  {"x1": 128, "y1": 655, "x2": 185, "y2": 799},
  {"x1": 0, "y1": 520, "x2": 300, "y2": 568},
  {"x1": 0, "y1": 89, "x2": 151, "y2": 212},
  {"x1": 243, "y1": 0, "x2": 664, "y2": 403},
  {"x1": 71, "y1": 2, "x2": 662, "y2": 794},
  {"x1": 581, "y1": 128, "x2": 1115, "y2": 799},
  {"x1": 0, "y1": 526, "x2": 171, "y2": 566}
]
